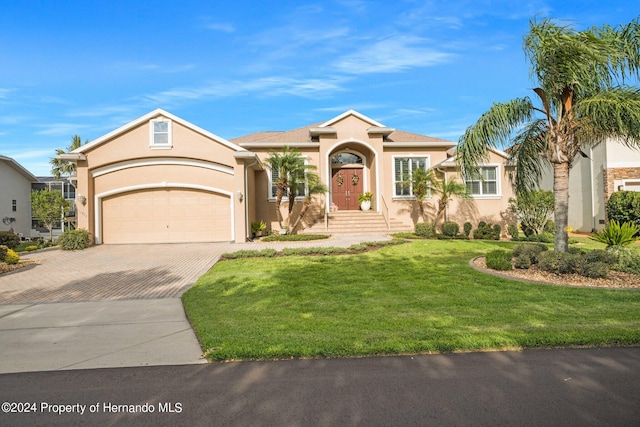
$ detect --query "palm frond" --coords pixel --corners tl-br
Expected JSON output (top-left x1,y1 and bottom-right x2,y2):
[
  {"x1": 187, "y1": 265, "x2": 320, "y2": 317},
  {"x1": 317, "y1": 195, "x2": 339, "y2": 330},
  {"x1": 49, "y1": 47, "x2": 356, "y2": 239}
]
[
  {"x1": 457, "y1": 97, "x2": 534, "y2": 180},
  {"x1": 509, "y1": 119, "x2": 549, "y2": 194}
]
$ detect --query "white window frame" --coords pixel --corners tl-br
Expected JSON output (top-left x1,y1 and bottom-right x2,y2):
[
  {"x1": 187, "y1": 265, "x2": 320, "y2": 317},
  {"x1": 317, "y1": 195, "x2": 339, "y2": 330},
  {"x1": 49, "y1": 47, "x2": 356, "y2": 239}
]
[
  {"x1": 149, "y1": 118, "x2": 172, "y2": 149},
  {"x1": 465, "y1": 165, "x2": 501, "y2": 198},
  {"x1": 392, "y1": 155, "x2": 430, "y2": 199},
  {"x1": 268, "y1": 157, "x2": 309, "y2": 201}
]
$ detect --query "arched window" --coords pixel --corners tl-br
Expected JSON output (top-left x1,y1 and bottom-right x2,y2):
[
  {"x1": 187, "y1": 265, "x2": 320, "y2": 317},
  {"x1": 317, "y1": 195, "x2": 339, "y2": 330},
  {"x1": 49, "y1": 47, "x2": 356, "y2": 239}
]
[{"x1": 331, "y1": 153, "x2": 363, "y2": 165}]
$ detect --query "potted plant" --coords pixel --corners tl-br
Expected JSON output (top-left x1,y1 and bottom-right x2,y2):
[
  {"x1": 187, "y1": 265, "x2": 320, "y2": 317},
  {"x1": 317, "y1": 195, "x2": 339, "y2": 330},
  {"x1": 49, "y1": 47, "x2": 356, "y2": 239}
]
[
  {"x1": 358, "y1": 192, "x2": 373, "y2": 211},
  {"x1": 251, "y1": 220, "x2": 267, "y2": 237}
]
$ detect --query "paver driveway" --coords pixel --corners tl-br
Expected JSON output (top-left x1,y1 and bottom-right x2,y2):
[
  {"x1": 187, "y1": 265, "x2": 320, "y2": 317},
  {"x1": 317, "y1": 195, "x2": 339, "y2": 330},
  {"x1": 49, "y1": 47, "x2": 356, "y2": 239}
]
[{"x1": 0, "y1": 243, "x2": 234, "y2": 304}]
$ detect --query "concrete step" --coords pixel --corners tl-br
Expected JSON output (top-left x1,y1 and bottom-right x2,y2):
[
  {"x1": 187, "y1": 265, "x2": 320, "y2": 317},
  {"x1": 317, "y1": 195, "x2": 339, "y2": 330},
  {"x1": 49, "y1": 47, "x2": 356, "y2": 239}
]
[{"x1": 301, "y1": 211, "x2": 412, "y2": 234}]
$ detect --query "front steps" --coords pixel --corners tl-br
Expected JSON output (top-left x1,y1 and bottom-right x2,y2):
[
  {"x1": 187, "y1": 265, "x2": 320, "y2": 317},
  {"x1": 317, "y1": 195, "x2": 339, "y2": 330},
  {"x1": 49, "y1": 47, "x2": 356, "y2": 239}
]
[{"x1": 301, "y1": 210, "x2": 411, "y2": 234}]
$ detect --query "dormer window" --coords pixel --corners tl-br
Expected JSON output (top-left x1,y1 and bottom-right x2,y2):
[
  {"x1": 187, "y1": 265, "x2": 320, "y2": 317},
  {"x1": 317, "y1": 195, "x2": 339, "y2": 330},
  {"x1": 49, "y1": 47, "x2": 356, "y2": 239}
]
[{"x1": 150, "y1": 118, "x2": 172, "y2": 148}]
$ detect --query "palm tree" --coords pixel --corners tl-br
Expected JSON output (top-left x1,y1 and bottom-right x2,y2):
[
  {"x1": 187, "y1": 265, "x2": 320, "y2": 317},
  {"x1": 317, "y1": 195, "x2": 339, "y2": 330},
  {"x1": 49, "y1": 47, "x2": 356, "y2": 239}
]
[
  {"x1": 265, "y1": 146, "x2": 324, "y2": 232},
  {"x1": 410, "y1": 167, "x2": 433, "y2": 221},
  {"x1": 50, "y1": 135, "x2": 85, "y2": 179},
  {"x1": 458, "y1": 18, "x2": 640, "y2": 252},
  {"x1": 289, "y1": 174, "x2": 328, "y2": 233},
  {"x1": 430, "y1": 175, "x2": 469, "y2": 228}
]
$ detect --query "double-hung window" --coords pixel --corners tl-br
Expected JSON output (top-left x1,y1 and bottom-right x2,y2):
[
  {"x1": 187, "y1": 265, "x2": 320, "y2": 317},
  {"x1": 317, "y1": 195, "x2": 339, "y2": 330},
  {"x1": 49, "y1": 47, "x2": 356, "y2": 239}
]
[
  {"x1": 269, "y1": 162, "x2": 308, "y2": 200},
  {"x1": 466, "y1": 166, "x2": 499, "y2": 196},
  {"x1": 393, "y1": 156, "x2": 429, "y2": 197},
  {"x1": 149, "y1": 119, "x2": 172, "y2": 148},
  {"x1": 12, "y1": 200, "x2": 17, "y2": 212}
]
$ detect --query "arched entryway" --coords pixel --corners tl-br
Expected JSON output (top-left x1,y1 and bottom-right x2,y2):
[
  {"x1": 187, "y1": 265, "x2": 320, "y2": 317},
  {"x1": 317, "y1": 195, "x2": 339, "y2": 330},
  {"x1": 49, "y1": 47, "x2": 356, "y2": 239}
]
[{"x1": 331, "y1": 152, "x2": 363, "y2": 210}]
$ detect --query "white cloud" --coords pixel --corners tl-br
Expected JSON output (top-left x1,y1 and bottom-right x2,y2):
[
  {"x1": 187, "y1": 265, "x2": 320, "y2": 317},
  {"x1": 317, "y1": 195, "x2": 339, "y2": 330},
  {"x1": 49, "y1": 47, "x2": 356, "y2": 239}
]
[
  {"x1": 36, "y1": 123, "x2": 90, "y2": 136},
  {"x1": 204, "y1": 22, "x2": 235, "y2": 33},
  {"x1": 141, "y1": 76, "x2": 350, "y2": 105},
  {"x1": 334, "y1": 36, "x2": 454, "y2": 74},
  {"x1": 0, "y1": 88, "x2": 14, "y2": 99}
]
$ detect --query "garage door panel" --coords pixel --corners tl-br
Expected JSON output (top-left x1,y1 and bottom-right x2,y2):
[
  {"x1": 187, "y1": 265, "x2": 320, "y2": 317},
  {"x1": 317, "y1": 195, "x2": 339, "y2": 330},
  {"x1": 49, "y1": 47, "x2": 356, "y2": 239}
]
[{"x1": 102, "y1": 188, "x2": 231, "y2": 244}]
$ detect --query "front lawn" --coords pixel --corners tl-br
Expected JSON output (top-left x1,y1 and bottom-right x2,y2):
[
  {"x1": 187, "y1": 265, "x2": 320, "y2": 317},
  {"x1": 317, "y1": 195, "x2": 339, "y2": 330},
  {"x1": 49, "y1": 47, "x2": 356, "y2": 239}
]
[{"x1": 182, "y1": 239, "x2": 640, "y2": 361}]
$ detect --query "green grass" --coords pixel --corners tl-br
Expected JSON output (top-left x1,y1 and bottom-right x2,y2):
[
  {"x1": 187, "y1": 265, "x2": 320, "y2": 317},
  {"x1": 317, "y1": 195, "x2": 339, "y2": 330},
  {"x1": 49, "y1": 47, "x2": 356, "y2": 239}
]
[{"x1": 182, "y1": 239, "x2": 640, "y2": 361}]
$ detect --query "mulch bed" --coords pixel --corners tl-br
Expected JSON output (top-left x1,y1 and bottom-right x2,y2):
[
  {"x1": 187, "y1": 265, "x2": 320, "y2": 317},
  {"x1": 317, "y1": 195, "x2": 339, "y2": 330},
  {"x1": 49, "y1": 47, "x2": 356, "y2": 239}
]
[
  {"x1": 0, "y1": 260, "x2": 38, "y2": 276},
  {"x1": 472, "y1": 257, "x2": 640, "y2": 289}
]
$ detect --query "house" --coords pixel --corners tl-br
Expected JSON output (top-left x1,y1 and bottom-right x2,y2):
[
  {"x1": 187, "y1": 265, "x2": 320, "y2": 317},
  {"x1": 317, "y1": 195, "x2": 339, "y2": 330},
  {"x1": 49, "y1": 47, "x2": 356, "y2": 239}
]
[
  {"x1": 60, "y1": 109, "x2": 515, "y2": 244},
  {"x1": 31, "y1": 176, "x2": 77, "y2": 239},
  {"x1": 540, "y1": 138, "x2": 640, "y2": 232},
  {"x1": 0, "y1": 155, "x2": 38, "y2": 239}
]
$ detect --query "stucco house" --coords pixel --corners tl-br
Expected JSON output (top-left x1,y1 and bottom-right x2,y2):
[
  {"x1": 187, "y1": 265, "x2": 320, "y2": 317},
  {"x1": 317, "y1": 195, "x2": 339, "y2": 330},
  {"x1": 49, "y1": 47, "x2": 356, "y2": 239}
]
[
  {"x1": 0, "y1": 155, "x2": 38, "y2": 239},
  {"x1": 540, "y1": 138, "x2": 640, "y2": 232},
  {"x1": 60, "y1": 109, "x2": 515, "y2": 244}
]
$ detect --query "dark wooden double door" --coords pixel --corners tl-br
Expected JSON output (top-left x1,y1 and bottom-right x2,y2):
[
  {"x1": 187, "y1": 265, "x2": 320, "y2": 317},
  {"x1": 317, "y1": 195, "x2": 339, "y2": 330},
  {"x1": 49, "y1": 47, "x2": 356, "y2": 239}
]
[{"x1": 331, "y1": 168, "x2": 363, "y2": 211}]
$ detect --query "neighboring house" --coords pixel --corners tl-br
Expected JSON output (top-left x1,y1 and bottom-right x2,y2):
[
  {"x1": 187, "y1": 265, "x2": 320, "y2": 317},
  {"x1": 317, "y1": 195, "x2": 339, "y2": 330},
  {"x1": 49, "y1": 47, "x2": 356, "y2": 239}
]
[
  {"x1": 31, "y1": 177, "x2": 77, "y2": 239},
  {"x1": 60, "y1": 109, "x2": 515, "y2": 244},
  {"x1": 540, "y1": 138, "x2": 640, "y2": 232},
  {"x1": 0, "y1": 155, "x2": 38, "y2": 239}
]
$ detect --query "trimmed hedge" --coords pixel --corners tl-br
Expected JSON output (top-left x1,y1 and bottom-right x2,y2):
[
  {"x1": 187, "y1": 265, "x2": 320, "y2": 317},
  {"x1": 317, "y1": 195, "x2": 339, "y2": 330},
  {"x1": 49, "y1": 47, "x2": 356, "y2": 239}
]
[
  {"x1": 58, "y1": 229, "x2": 93, "y2": 251},
  {"x1": 606, "y1": 191, "x2": 640, "y2": 233},
  {"x1": 415, "y1": 222, "x2": 436, "y2": 238}
]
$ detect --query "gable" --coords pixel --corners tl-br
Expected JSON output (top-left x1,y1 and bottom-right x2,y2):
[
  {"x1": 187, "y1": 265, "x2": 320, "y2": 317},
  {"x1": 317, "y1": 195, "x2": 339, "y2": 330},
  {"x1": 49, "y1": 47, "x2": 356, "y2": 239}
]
[{"x1": 74, "y1": 109, "x2": 245, "y2": 169}]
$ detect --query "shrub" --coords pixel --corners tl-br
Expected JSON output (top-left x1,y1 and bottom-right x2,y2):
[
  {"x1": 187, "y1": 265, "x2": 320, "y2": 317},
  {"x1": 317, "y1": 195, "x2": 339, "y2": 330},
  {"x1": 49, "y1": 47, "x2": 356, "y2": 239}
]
[
  {"x1": 606, "y1": 191, "x2": 640, "y2": 233},
  {"x1": 415, "y1": 222, "x2": 436, "y2": 238},
  {"x1": 262, "y1": 234, "x2": 330, "y2": 242},
  {"x1": 473, "y1": 222, "x2": 500, "y2": 240},
  {"x1": 512, "y1": 243, "x2": 548, "y2": 264},
  {"x1": 4, "y1": 248, "x2": 20, "y2": 265},
  {"x1": 590, "y1": 220, "x2": 640, "y2": 248},
  {"x1": 508, "y1": 191, "x2": 555, "y2": 236},
  {"x1": 613, "y1": 247, "x2": 640, "y2": 274},
  {"x1": 514, "y1": 254, "x2": 532, "y2": 269},
  {"x1": 507, "y1": 224, "x2": 519, "y2": 240},
  {"x1": 220, "y1": 249, "x2": 278, "y2": 260},
  {"x1": 463, "y1": 222, "x2": 473, "y2": 237},
  {"x1": 576, "y1": 261, "x2": 609, "y2": 279},
  {"x1": 485, "y1": 250, "x2": 513, "y2": 271},
  {"x1": 0, "y1": 231, "x2": 21, "y2": 249},
  {"x1": 492, "y1": 224, "x2": 502, "y2": 237},
  {"x1": 0, "y1": 245, "x2": 7, "y2": 262},
  {"x1": 582, "y1": 249, "x2": 618, "y2": 265},
  {"x1": 26, "y1": 245, "x2": 38, "y2": 251},
  {"x1": 57, "y1": 229, "x2": 93, "y2": 251},
  {"x1": 543, "y1": 220, "x2": 555, "y2": 234},
  {"x1": 538, "y1": 251, "x2": 580, "y2": 275},
  {"x1": 441, "y1": 221, "x2": 459, "y2": 237},
  {"x1": 282, "y1": 247, "x2": 349, "y2": 256}
]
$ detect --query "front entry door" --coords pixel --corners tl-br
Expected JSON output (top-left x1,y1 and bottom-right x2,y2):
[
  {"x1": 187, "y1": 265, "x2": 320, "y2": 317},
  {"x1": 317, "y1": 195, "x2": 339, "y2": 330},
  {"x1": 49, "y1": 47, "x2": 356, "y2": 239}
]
[{"x1": 332, "y1": 168, "x2": 364, "y2": 210}]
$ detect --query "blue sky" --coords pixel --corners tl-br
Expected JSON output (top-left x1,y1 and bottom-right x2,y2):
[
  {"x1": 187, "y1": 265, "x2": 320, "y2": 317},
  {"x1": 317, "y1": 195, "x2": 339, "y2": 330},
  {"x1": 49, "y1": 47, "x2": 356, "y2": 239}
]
[{"x1": 1, "y1": 0, "x2": 638, "y2": 176}]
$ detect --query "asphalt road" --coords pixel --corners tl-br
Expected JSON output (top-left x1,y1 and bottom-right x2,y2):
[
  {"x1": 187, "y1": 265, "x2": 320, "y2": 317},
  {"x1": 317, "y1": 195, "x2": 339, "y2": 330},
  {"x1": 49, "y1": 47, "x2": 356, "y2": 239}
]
[{"x1": 1, "y1": 348, "x2": 639, "y2": 426}]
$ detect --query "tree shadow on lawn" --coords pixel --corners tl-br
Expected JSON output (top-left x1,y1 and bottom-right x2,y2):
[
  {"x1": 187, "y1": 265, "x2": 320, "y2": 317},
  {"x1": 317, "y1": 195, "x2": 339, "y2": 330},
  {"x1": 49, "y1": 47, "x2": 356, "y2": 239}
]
[{"x1": 0, "y1": 268, "x2": 187, "y2": 304}]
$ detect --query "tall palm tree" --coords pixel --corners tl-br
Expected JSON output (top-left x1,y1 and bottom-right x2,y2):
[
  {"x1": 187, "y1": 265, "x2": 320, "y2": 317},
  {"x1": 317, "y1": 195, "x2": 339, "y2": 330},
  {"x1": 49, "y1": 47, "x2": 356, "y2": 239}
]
[
  {"x1": 265, "y1": 146, "x2": 324, "y2": 232},
  {"x1": 410, "y1": 167, "x2": 433, "y2": 221},
  {"x1": 289, "y1": 174, "x2": 328, "y2": 233},
  {"x1": 458, "y1": 18, "x2": 640, "y2": 252},
  {"x1": 50, "y1": 135, "x2": 85, "y2": 179}
]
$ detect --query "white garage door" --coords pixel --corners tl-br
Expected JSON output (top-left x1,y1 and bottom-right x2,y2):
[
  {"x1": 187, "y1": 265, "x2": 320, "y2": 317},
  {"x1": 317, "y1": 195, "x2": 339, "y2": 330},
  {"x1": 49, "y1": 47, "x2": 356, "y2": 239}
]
[{"x1": 102, "y1": 188, "x2": 231, "y2": 244}]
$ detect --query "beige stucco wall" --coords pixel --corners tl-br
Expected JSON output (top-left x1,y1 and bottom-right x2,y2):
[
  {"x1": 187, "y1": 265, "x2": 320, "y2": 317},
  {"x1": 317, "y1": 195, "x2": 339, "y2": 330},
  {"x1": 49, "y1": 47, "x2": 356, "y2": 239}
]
[
  {"x1": 0, "y1": 163, "x2": 33, "y2": 238},
  {"x1": 75, "y1": 113, "x2": 246, "y2": 243}
]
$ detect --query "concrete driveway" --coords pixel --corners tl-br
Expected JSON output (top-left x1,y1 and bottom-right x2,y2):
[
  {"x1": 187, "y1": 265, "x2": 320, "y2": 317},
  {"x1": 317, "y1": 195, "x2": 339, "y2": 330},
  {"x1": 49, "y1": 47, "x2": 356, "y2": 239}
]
[
  {"x1": 0, "y1": 243, "x2": 233, "y2": 373},
  {"x1": 0, "y1": 235, "x2": 391, "y2": 373}
]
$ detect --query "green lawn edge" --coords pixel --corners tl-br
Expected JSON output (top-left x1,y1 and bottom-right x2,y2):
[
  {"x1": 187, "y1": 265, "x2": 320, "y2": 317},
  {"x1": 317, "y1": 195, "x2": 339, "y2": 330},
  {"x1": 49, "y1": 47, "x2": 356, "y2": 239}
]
[{"x1": 183, "y1": 239, "x2": 640, "y2": 361}]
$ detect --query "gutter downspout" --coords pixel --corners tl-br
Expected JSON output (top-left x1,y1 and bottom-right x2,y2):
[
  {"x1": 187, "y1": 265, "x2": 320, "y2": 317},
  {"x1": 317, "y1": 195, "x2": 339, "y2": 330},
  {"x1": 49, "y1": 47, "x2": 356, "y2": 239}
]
[{"x1": 589, "y1": 147, "x2": 596, "y2": 232}]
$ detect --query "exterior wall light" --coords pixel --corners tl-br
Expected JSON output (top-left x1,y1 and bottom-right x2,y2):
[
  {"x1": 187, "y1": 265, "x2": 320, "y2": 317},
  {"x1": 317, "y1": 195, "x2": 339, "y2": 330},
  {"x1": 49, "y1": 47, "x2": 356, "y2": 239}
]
[
  {"x1": 237, "y1": 191, "x2": 244, "y2": 202},
  {"x1": 77, "y1": 194, "x2": 87, "y2": 205}
]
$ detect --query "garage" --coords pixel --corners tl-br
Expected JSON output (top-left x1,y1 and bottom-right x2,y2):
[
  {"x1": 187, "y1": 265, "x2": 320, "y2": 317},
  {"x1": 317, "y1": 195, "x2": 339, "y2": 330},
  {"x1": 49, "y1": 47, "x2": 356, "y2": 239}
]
[{"x1": 101, "y1": 188, "x2": 231, "y2": 244}]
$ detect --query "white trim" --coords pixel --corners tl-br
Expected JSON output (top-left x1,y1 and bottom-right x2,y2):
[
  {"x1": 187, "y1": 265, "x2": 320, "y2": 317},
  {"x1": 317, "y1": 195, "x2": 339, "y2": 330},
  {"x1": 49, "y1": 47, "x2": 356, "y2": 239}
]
[
  {"x1": 149, "y1": 118, "x2": 172, "y2": 148},
  {"x1": 605, "y1": 162, "x2": 640, "y2": 168},
  {"x1": 73, "y1": 108, "x2": 246, "y2": 154},
  {"x1": 465, "y1": 164, "x2": 501, "y2": 198},
  {"x1": 621, "y1": 179, "x2": 640, "y2": 192},
  {"x1": 94, "y1": 182, "x2": 234, "y2": 244},
  {"x1": 384, "y1": 141, "x2": 457, "y2": 148},
  {"x1": 319, "y1": 110, "x2": 385, "y2": 128},
  {"x1": 325, "y1": 139, "x2": 378, "y2": 212},
  {"x1": 91, "y1": 158, "x2": 234, "y2": 178},
  {"x1": 239, "y1": 142, "x2": 320, "y2": 148},
  {"x1": 392, "y1": 154, "x2": 430, "y2": 198}
]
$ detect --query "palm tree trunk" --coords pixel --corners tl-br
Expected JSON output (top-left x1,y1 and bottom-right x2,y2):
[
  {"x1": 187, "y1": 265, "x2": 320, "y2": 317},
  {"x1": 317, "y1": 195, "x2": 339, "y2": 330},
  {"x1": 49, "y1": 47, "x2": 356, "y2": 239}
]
[
  {"x1": 290, "y1": 201, "x2": 310, "y2": 234},
  {"x1": 553, "y1": 162, "x2": 570, "y2": 252},
  {"x1": 275, "y1": 187, "x2": 284, "y2": 230}
]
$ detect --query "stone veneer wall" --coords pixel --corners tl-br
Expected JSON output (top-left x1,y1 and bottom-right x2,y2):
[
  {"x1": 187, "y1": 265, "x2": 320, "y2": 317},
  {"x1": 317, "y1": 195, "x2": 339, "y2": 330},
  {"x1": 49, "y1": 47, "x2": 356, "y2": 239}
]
[{"x1": 603, "y1": 166, "x2": 640, "y2": 204}]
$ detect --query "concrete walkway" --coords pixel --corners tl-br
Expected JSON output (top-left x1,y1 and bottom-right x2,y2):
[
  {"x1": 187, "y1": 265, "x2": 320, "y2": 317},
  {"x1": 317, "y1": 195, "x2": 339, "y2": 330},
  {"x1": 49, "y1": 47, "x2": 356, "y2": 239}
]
[{"x1": 0, "y1": 234, "x2": 391, "y2": 373}]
